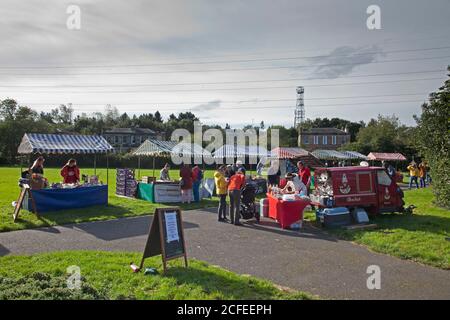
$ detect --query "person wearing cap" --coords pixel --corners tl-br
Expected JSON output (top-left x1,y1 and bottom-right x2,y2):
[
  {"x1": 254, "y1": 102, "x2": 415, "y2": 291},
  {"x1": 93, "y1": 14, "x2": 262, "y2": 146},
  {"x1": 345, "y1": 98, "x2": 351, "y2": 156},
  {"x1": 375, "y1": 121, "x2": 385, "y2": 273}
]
[
  {"x1": 234, "y1": 160, "x2": 246, "y2": 175},
  {"x1": 228, "y1": 167, "x2": 246, "y2": 226},
  {"x1": 297, "y1": 161, "x2": 311, "y2": 195}
]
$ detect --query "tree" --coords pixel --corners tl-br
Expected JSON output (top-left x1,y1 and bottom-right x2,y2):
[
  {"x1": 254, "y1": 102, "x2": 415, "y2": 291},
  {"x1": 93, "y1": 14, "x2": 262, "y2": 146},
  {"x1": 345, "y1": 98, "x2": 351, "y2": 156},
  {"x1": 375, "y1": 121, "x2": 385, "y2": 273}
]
[{"x1": 414, "y1": 67, "x2": 450, "y2": 207}]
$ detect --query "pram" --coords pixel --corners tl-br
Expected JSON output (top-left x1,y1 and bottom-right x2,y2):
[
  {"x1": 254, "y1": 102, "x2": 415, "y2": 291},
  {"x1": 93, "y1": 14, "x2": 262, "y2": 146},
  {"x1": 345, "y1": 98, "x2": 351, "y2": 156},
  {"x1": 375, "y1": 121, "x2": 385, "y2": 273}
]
[{"x1": 240, "y1": 182, "x2": 260, "y2": 222}]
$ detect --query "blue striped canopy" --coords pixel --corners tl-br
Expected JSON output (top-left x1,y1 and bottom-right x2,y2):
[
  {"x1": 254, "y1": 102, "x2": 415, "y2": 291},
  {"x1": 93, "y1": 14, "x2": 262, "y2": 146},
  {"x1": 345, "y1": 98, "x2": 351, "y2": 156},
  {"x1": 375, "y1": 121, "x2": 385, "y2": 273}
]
[{"x1": 17, "y1": 133, "x2": 114, "y2": 154}]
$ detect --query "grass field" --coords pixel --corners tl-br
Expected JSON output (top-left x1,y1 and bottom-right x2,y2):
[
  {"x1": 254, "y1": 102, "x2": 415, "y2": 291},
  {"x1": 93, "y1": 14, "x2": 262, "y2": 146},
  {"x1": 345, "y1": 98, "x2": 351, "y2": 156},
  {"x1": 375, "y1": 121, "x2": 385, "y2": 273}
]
[
  {"x1": 0, "y1": 250, "x2": 314, "y2": 300},
  {"x1": 0, "y1": 167, "x2": 219, "y2": 232},
  {"x1": 313, "y1": 188, "x2": 450, "y2": 269}
]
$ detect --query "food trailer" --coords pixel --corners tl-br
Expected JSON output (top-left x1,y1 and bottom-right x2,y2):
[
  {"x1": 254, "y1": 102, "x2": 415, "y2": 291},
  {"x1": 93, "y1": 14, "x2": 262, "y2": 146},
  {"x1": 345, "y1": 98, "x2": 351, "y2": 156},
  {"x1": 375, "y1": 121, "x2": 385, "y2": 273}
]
[
  {"x1": 16, "y1": 133, "x2": 113, "y2": 214},
  {"x1": 311, "y1": 166, "x2": 405, "y2": 216}
]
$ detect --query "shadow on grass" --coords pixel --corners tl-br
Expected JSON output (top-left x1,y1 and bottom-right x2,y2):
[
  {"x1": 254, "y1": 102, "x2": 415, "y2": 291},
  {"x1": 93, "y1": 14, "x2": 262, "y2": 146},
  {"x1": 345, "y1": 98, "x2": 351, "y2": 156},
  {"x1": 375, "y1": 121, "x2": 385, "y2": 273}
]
[
  {"x1": 164, "y1": 264, "x2": 307, "y2": 300},
  {"x1": 0, "y1": 244, "x2": 10, "y2": 257}
]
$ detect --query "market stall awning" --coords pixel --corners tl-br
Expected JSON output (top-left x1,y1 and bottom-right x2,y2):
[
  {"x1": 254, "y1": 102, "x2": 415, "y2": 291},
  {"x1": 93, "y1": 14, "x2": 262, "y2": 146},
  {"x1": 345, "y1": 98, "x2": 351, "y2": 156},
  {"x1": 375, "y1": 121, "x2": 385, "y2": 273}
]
[
  {"x1": 17, "y1": 133, "x2": 113, "y2": 154},
  {"x1": 133, "y1": 139, "x2": 211, "y2": 158},
  {"x1": 270, "y1": 147, "x2": 309, "y2": 159},
  {"x1": 213, "y1": 144, "x2": 269, "y2": 158},
  {"x1": 311, "y1": 149, "x2": 348, "y2": 160},
  {"x1": 341, "y1": 150, "x2": 369, "y2": 160},
  {"x1": 367, "y1": 152, "x2": 407, "y2": 161}
]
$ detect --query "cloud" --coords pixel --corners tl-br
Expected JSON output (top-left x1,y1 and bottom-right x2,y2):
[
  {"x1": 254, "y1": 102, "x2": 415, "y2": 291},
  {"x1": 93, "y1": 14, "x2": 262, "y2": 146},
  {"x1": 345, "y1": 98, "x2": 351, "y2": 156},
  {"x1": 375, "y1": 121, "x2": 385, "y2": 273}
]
[
  {"x1": 307, "y1": 45, "x2": 385, "y2": 79},
  {"x1": 191, "y1": 99, "x2": 222, "y2": 112}
]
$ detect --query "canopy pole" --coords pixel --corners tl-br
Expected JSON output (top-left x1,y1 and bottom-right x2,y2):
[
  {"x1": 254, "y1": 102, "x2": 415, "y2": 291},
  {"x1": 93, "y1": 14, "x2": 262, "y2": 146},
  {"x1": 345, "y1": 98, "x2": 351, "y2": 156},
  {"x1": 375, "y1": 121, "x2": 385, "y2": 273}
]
[
  {"x1": 152, "y1": 156, "x2": 155, "y2": 178},
  {"x1": 94, "y1": 154, "x2": 97, "y2": 176},
  {"x1": 138, "y1": 156, "x2": 141, "y2": 179},
  {"x1": 106, "y1": 153, "x2": 109, "y2": 185}
]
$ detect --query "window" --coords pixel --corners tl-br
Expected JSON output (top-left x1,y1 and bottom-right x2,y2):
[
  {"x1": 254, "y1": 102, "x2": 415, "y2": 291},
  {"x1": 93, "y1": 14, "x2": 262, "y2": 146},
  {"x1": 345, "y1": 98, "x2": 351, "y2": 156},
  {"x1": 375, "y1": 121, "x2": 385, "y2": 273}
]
[
  {"x1": 114, "y1": 135, "x2": 119, "y2": 144},
  {"x1": 131, "y1": 135, "x2": 136, "y2": 145},
  {"x1": 313, "y1": 136, "x2": 319, "y2": 144},
  {"x1": 322, "y1": 136, "x2": 328, "y2": 145},
  {"x1": 303, "y1": 135, "x2": 309, "y2": 144},
  {"x1": 332, "y1": 135, "x2": 337, "y2": 145},
  {"x1": 377, "y1": 170, "x2": 392, "y2": 186}
]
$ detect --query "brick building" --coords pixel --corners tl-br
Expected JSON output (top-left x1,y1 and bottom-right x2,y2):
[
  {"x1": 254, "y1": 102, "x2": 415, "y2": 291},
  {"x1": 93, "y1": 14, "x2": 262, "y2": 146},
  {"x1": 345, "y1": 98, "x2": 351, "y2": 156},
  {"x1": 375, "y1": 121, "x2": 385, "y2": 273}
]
[{"x1": 299, "y1": 127, "x2": 350, "y2": 151}]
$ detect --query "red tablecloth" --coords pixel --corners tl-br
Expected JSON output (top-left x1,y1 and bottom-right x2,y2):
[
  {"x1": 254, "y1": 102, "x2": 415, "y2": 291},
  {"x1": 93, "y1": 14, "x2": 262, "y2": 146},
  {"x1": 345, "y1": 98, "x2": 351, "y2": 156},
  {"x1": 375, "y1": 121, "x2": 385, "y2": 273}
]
[{"x1": 267, "y1": 193, "x2": 310, "y2": 229}]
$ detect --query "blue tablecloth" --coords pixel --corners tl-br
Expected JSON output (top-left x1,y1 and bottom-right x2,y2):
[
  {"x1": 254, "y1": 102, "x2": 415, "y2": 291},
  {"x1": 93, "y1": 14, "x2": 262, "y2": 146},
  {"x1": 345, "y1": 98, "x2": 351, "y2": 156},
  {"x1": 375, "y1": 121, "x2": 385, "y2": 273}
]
[{"x1": 30, "y1": 185, "x2": 108, "y2": 213}]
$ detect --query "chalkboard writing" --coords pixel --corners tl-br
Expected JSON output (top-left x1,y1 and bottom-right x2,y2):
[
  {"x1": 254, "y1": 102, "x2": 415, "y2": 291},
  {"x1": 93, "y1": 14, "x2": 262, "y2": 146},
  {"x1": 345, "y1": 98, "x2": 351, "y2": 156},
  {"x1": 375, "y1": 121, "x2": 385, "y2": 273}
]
[{"x1": 139, "y1": 207, "x2": 187, "y2": 273}]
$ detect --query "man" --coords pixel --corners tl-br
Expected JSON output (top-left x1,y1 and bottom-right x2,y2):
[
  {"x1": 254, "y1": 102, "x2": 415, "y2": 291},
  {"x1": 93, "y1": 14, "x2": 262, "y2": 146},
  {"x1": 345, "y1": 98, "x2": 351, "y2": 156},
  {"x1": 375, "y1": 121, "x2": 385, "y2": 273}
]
[
  {"x1": 159, "y1": 163, "x2": 170, "y2": 181},
  {"x1": 192, "y1": 165, "x2": 203, "y2": 202},
  {"x1": 407, "y1": 162, "x2": 420, "y2": 189},
  {"x1": 214, "y1": 165, "x2": 228, "y2": 222},
  {"x1": 228, "y1": 168, "x2": 246, "y2": 226},
  {"x1": 297, "y1": 161, "x2": 311, "y2": 195},
  {"x1": 418, "y1": 161, "x2": 427, "y2": 188}
]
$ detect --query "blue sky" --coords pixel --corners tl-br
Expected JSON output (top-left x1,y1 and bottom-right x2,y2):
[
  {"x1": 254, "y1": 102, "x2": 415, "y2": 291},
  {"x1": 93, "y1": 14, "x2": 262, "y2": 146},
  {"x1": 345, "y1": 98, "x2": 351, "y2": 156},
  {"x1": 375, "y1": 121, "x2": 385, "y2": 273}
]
[{"x1": 0, "y1": 0, "x2": 449, "y2": 127}]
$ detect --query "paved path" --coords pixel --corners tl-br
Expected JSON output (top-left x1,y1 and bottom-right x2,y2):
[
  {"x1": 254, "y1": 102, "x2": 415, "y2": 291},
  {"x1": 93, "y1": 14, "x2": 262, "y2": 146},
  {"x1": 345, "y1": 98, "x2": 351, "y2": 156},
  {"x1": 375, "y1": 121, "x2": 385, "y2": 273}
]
[{"x1": 0, "y1": 209, "x2": 449, "y2": 299}]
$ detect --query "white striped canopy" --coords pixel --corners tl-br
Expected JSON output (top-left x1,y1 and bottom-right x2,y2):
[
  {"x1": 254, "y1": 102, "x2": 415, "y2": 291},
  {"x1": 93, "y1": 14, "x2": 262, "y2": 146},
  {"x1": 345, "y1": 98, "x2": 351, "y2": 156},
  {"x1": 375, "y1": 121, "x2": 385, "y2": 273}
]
[
  {"x1": 270, "y1": 147, "x2": 309, "y2": 159},
  {"x1": 311, "y1": 149, "x2": 348, "y2": 160},
  {"x1": 133, "y1": 139, "x2": 211, "y2": 158},
  {"x1": 213, "y1": 144, "x2": 269, "y2": 158},
  {"x1": 341, "y1": 151, "x2": 369, "y2": 160},
  {"x1": 17, "y1": 133, "x2": 113, "y2": 154}
]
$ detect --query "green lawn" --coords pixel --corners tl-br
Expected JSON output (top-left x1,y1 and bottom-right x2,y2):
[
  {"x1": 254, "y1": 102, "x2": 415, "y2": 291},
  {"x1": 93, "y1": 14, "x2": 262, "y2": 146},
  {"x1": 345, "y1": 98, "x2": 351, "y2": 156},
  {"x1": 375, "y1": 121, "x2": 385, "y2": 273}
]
[
  {"x1": 0, "y1": 250, "x2": 314, "y2": 300},
  {"x1": 0, "y1": 167, "x2": 219, "y2": 233},
  {"x1": 315, "y1": 188, "x2": 450, "y2": 269}
]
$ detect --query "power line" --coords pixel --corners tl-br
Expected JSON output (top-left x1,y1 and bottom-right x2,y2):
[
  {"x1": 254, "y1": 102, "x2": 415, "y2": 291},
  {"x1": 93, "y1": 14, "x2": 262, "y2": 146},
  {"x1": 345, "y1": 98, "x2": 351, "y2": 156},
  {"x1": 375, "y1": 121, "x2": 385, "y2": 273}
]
[
  {"x1": 18, "y1": 92, "x2": 430, "y2": 106},
  {"x1": 1, "y1": 46, "x2": 449, "y2": 69},
  {"x1": 1, "y1": 55, "x2": 449, "y2": 76},
  {"x1": 2, "y1": 77, "x2": 443, "y2": 93},
  {"x1": 0, "y1": 69, "x2": 444, "y2": 88}
]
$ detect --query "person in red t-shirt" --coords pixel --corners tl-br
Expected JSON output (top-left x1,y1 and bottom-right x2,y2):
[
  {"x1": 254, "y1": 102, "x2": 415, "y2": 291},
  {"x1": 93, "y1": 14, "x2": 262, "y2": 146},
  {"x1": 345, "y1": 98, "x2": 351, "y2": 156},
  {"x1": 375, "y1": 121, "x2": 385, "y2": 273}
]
[
  {"x1": 60, "y1": 159, "x2": 80, "y2": 184},
  {"x1": 297, "y1": 161, "x2": 311, "y2": 195}
]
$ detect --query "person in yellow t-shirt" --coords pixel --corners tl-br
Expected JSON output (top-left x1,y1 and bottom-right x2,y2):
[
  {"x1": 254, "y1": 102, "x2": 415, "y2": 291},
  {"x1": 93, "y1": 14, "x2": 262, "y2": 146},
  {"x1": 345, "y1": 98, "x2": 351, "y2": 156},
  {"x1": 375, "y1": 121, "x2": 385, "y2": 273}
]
[
  {"x1": 418, "y1": 161, "x2": 428, "y2": 188},
  {"x1": 214, "y1": 165, "x2": 229, "y2": 222},
  {"x1": 407, "y1": 162, "x2": 420, "y2": 189}
]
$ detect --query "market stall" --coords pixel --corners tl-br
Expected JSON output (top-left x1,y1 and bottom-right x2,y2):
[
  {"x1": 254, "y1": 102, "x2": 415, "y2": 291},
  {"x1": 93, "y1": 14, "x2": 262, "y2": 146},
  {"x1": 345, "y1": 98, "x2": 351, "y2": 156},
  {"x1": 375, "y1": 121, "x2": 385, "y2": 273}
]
[
  {"x1": 367, "y1": 152, "x2": 407, "y2": 162},
  {"x1": 132, "y1": 139, "x2": 212, "y2": 203},
  {"x1": 16, "y1": 133, "x2": 113, "y2": 214},
  {"x1": 266, "y1": 190, "x2": 310, "y2": 229}
]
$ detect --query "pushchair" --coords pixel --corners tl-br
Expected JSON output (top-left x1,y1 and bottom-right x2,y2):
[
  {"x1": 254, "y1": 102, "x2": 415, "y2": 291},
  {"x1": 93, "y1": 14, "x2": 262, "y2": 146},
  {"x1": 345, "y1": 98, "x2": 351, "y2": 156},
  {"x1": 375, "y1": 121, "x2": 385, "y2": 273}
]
[{"x1": 240, "y1": 182, "x2": 260, "y2": 222}]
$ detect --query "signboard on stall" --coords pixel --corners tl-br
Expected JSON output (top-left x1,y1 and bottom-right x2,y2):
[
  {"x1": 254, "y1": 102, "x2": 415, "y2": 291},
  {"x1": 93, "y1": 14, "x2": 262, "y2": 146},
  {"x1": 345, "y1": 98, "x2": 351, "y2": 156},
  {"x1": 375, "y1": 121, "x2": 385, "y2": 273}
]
[{"x1": 139, "y1": 207, "x2": 187, "y2": 272}]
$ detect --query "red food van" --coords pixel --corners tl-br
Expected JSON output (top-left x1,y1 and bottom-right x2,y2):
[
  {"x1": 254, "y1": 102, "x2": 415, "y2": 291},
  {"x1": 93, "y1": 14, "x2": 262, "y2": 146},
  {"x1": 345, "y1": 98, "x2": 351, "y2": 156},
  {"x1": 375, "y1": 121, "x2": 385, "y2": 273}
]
[{"x1": 311, "y1": 166, "x2": 404, "y2": 215}]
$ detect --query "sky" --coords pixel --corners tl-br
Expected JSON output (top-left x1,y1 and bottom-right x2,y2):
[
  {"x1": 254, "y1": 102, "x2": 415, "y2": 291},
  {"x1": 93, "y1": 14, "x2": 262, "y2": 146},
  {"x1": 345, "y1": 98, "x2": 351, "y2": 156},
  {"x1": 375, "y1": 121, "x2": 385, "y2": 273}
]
[{"x1": 0, "y1": 0, "x2": 449, "y2": 128}]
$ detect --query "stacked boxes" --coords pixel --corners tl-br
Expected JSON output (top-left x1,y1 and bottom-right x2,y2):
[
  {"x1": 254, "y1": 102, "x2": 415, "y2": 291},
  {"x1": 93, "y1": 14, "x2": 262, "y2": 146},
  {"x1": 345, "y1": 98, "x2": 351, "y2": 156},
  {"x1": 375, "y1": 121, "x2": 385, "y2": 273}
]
[{"x1": 116, "y1": 168, "x2": 137, "y2": 198}]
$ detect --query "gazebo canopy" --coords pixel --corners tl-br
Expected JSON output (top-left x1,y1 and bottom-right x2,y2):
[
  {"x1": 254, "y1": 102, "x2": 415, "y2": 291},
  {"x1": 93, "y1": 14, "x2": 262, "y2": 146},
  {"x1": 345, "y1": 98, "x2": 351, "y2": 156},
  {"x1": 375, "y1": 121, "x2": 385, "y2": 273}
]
[
  {"x1": 213, "y1": 144, "x2": 269, "y2": 158},
  {"x1": 17, "y1": 133, "x2": 113, "y2": 154},
  {"x1": 133, "y1": 139, "x2": 211, "y2": 158},
  {"x1": 311, "y1": 149, "x2": 348, "y2": 160},
  {"x1": 367, "y1": 152, "x2": 407, "y2": 161},
  {"x1": 270, "y1": 147, "x2": 309, "y2": 159},
  {"x1": 341, "y1": 150, "x2": 369, "y2": 160}
]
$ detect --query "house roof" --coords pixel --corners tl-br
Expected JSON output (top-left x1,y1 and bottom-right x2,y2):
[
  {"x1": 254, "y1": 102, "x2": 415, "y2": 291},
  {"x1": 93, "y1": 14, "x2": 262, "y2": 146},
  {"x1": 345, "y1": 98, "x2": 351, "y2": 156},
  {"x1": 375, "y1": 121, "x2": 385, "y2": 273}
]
[
  {"x1": 17, "y1": 133, "x2": 114, "y2": 154},
  {"x1": 302, "y1": 127, "x2": 349, "y2": 135},
  {"x1": 104, "y1": 127, "x2": 156, "y2": 135}
]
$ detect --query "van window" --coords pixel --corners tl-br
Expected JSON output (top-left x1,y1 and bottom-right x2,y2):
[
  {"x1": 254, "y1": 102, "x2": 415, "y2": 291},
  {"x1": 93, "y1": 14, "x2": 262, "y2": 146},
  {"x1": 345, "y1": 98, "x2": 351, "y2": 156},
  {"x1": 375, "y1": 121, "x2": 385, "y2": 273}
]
[{"x1": 377, "y1": 170, "x2": 392, "y2": 186}]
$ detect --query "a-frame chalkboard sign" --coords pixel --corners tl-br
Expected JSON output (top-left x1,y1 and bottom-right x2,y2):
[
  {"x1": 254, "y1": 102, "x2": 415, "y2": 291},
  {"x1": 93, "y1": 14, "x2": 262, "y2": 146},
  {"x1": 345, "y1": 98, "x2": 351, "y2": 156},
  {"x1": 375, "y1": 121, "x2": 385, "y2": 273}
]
[
  {"x1": 139, "y1": 207, "x2": 188, "y2": 273},
  {"x1": 13, "y1": 184, "x2": 38, "y2": 222}
]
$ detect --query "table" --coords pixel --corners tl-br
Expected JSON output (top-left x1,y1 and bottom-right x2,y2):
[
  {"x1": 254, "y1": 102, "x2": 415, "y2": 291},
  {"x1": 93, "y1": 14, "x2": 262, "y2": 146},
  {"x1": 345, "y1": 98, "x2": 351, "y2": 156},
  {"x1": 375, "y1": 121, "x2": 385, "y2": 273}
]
[
  {"x1": 28, "y1": 185, "x2": 108, "y2": 213},
  {"x1": 266, "y1": 193, "x2": 310, "y2": 229},
  {"x1": 137, "y1": 182, "x2": 182, "y2": 203},
  {"x1": 137, "y1": 182, "x2": 154, "y2": 202}
]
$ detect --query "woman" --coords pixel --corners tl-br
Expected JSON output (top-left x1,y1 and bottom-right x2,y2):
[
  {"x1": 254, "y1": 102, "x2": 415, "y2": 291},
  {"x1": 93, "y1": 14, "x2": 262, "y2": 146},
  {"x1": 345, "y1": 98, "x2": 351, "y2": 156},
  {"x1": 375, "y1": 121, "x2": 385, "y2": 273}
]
[
  {"x1": 159, "y1": 163, "x2": 171, "y2": 181},
  {"x1": 192, "y1": 165, "x2": 203, "y2": 202},
  {"x1": 228, "y1": 168, "x2": 246, "y2": 226},
  {"x1": 60, "y1": 159, "x2": 80, "y2": 184},
  {"x1": 30, "y1": 156, "x2": 45, "y2": 176},
  {"x1": 214, "y1": 165, "x2": 228, "y2": 222},
  {"x1": 179, "y1": 164, "x2": 193, "y2": 203}
]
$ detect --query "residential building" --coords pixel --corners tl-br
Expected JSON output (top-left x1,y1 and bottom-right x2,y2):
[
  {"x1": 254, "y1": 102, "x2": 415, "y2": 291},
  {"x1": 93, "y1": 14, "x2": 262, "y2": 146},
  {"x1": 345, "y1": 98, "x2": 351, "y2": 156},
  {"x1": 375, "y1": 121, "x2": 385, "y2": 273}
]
[
  {"x1": 103, "y1": 128, "x2": 164, "y2": 153},
  {"x1": 299, "y1": 127, "x2": 350, "y2": 151}
]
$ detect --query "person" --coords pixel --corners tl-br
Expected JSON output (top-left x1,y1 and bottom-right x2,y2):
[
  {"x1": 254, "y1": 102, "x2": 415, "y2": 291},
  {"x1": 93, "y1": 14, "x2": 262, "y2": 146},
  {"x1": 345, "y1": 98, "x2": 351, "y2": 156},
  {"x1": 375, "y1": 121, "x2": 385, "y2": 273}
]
[
  {"x1": 407, "y1": 162, "x2": 419, "y2": 189},
  {"x1": 192, "y1": 165, "x2": 203, "y2": 202},
  {"x1": 159, "y1": 163, "x2": 171, "y2": 181},
  {"x1": 292, "y1": 173, "x2": 307, "y2": 195},
  {"x1": 30, "y1": 156, "x2": 45, "y2": 176},
  {"x1": 214, "y1": 165, "x2": 229, "y2": 222},
  {"x1": 225, "y1": 164, "x2": 235, "y2": 178},
  {"x1": 228, "y1": 168, "x2": 246, "y2": 226},
  {"x1": 233, "y1": 160, "x2": 246, "y2": 175},
  {"x1": 387, "y1": 163, "x2": 396, "y2": 179},
  {"x1": 418, "y1": 161, "x2": 427, "y2": 188},
  {"x1": 179, "y1": 164, "x2": 193, "y2": 203},
  {"x1": 297, "y1": 161, "x2": 311, "y2": 195},
  {"x1": 60, "y1": 159, "x2": 80, "y2": 184}
]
